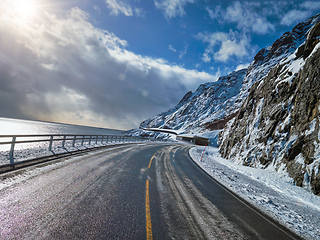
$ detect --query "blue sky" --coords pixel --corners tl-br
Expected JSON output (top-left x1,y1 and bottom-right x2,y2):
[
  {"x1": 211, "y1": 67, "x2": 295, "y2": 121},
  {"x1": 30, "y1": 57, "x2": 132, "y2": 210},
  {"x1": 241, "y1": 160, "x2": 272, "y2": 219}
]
[{"x1": 1, "y1": 0, "x2": 320, "y2": 130}]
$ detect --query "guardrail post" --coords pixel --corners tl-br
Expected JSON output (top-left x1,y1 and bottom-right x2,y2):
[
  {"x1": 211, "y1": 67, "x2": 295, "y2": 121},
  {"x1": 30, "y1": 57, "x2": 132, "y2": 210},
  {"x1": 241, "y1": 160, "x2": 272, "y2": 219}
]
[
  {"x1": 89, "y1": 136, "x2": 92, "y2": 145},
  {"x1": 81, "y1": 136, "x2": 84, "y2": 146},
  {"x1": 62, "y1": 136, "x2": 66, "y2": 148},
  {"x1": 72, "y1": 136, "x2": 76, "y2": 147},
  {"x1": 9, "y1": 136, "x2": 16, "y2": 165},
  {"x1": 95, "y1": 136, "x2": 98, "y2": 144},
  {"x1": 49, "y1": 136, "x2": 54, "y2": 151}
]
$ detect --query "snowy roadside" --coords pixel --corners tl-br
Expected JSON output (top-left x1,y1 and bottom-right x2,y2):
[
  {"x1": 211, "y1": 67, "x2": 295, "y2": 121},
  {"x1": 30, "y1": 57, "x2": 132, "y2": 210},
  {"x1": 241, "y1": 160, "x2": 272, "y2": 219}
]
[{"x1": 189, "y1": 146, "x2": 320, "y2": 240}]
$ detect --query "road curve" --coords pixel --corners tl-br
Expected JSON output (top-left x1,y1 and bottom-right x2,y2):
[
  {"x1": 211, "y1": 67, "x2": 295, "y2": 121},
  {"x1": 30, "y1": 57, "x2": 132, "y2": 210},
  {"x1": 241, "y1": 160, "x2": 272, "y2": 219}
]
[{"x1": 0, "y1": 143, "x2": 302, "y2": 239}]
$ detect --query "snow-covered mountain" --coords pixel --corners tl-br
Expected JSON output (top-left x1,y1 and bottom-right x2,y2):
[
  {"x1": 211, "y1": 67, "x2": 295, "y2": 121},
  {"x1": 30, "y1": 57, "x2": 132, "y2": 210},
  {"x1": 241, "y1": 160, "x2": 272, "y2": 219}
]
[{"x1": 140, "y1": 69, "x2": 246, "y2": 133}]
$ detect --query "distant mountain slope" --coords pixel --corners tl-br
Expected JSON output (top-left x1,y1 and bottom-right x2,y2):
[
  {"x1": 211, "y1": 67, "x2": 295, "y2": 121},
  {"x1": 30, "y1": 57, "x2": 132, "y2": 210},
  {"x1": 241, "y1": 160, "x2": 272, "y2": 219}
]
[
  {"x1": 140, "y1": 69, "x2": 247, "y2": 132},
  {"x1": 220, "y1": 14, "x2": 320, "y2": 195}
]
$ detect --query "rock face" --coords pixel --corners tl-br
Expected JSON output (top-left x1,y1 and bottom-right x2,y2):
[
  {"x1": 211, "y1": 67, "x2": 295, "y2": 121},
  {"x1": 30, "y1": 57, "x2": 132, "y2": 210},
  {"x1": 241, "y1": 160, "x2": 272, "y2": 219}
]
[{"x1": 220, "y1": 17, "x2": 320, "y2": 195}]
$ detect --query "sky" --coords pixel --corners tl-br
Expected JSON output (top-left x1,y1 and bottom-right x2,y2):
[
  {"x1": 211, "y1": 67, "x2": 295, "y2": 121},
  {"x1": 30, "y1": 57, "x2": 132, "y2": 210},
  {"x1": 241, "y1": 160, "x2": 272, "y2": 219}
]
[{"x1": 1, "y1": 0, "x2": 320, "y2": 130}]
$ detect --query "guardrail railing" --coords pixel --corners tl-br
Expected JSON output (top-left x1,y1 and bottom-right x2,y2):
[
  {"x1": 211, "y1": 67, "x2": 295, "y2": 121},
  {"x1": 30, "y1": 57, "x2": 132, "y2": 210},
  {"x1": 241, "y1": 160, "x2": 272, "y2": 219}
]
[{"x1": 0, "y1": 134, "x2": 167, "y2": 165}]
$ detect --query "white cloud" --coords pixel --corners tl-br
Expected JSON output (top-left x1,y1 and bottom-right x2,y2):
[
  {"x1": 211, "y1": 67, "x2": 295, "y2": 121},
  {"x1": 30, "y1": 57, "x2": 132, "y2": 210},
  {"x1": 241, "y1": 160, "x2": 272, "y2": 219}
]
[
  {"x1": 106, "y1": 0, "x2": 133, "y2": 16},
  {"x1": 225, "y1": 1, "x2": 275, "y2": 34},
  {"x1": 206, "y1": 6, "x2": 216, "y2": 19},
  {"x1": 209, "y1": 1, "x2": 274, "y2": 35},
  {"x1": 195, "y1": 31, "x2": 252, "y2": 63},
  {"x1": 301, "y1": 1, "x2": 320, "y2": 10},
  {"x1": 280, "y1": 9, "x2": 311, "y2": 26},
  {"x1": 135, "y1": 7, "x2": 146, "y2": 17},
  {"x1": 169, "y1": 44, "x2": 177, "y2": 52},
  {"x1": 235, "y1": 63, "x2": 250, "y2": 71},
  {"x1": 154, "y1": 0, "x2": 195, "y2": 19},
  {"x1": 206, "y1": 6, "x2": 220, "y2": 20},
  {"x1": 179, "y1": 44, "x2": 188, "y2": 59},
  {"x1": 0, "y1": 4, "x2": 217, "y2": 129}
]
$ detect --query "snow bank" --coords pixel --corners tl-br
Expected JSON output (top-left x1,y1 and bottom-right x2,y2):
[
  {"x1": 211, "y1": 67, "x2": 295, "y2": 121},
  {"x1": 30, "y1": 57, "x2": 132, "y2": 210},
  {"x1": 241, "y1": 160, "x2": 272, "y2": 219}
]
[{"x1": 190, "y1": 146, "x2": 320, "y2": 240}]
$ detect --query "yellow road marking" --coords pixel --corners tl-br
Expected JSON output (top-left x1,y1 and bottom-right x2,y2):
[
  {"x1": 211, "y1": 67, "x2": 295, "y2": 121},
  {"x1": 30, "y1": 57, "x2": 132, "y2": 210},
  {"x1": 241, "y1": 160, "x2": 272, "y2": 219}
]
[
  {"x1": 146, "y1": 149, "x2": 163, "y2": 239},
  {"x1": 145, "y1": 179, "x2": 153, "y2": 240},
  {"x1": 148, "y1": 152, "x2": 157, "y2": 169}
]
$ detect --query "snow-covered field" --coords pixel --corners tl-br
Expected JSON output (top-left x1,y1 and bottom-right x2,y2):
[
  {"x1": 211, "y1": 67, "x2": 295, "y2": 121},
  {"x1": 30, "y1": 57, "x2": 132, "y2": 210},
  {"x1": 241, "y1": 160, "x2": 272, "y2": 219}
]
[{"x1": 190, "y1": 146, "x2": 320, "y2": 240}]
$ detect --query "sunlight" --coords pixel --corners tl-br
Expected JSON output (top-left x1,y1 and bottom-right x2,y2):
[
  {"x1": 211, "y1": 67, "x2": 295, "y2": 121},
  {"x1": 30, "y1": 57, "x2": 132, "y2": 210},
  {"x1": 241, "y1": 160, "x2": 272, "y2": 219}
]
[{"x1": 12, "y1": 0, "x2": 37, "y2": 20}]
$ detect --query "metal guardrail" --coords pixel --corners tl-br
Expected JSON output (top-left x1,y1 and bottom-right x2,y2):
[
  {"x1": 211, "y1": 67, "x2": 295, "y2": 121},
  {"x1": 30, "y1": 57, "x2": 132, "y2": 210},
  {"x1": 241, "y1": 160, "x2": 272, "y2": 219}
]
[{"x1": 0, "y1": 134, "x2": 168, "y2": 165}]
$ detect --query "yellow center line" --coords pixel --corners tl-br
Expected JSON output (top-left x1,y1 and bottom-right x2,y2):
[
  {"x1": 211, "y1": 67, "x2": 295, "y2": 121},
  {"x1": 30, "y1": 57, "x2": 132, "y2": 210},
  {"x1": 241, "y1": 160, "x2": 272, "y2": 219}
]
[
  {"x1": 146, "y1": 148, "x2": 164, "y2": 240},
  {"x1": 145, "y1": 150, "x2": 161, "y2": 240},
  {"x1": 148, "y1": 151, "x2": 158, "y2": 169},
  {"x1": 145, "y1": 179, "x2": 153, "y2": 240}
]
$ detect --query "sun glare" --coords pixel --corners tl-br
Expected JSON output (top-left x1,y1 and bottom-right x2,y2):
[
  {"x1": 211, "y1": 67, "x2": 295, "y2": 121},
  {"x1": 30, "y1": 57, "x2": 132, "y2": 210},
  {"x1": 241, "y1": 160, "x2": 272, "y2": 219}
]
[{"x1": 12, "y1": 0, "x2": 37, "y2": 19}]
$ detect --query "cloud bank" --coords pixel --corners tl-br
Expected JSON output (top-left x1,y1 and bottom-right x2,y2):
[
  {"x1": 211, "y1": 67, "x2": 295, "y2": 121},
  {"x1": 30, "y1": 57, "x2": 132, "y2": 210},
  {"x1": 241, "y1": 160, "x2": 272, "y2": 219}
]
[
  {"x1": 0, "y1": 3, "x2": 217, "y2": 130},
  {"x1": 105, "y1": 0, "x2": 133, "y2": 16},
  {"x1": 154, "y1": 0, "x2": 195, "y2": 19},
  {"x1": 195, "y1": 31, "x2": 254, "y2": 63}
]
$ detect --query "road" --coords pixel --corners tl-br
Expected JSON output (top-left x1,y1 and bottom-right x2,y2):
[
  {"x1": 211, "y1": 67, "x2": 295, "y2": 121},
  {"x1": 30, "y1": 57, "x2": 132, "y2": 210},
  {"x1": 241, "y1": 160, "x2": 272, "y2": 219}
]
[{"x1": 0, "y1": 143, "x2": 302, "y2": 239}]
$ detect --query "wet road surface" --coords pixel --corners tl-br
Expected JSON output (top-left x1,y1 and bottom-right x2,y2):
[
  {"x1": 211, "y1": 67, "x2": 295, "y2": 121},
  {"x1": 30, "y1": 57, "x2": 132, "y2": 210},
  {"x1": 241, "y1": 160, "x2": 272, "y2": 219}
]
[{"x1": 0, "y1": 143, "x2": 302, "y2": 239}]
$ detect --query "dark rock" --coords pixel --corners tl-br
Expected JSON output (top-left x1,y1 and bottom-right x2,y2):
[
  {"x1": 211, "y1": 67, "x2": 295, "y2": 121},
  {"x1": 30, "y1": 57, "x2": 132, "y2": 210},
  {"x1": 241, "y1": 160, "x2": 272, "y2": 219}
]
[
  {"x1": 178, "y1": 91, "x2": 193, "y2": 105},
  {"x1": 287, "y1": 136, "x2": 305, "y2": 162},
  {"x1": 264, "y1": 120, "x2": 278, "y2": 140},
  {"x1": 311, "y1": 172, "x2": 320, "y2": 195},
  {"x1": 295, "y1": 44, "x2": 305, "y2": 59},
  {"x1": 304, "y1": 22, "x2": 320, "y2": 59}
]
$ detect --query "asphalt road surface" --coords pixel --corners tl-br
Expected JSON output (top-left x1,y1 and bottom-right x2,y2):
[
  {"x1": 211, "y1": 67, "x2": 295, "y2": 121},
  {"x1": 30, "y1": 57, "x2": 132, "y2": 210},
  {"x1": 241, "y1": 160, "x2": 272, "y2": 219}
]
[{"x1": 0, "y1": 143, "x2": 303, "y2": 239}]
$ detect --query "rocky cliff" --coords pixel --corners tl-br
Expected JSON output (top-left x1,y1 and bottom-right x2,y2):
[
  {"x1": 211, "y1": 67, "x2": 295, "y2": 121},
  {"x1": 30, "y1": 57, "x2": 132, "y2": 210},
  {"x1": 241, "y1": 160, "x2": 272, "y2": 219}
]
[{"x1": 220, "y1": 17, "x2": 320, "y2": 195}]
